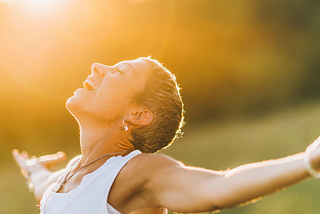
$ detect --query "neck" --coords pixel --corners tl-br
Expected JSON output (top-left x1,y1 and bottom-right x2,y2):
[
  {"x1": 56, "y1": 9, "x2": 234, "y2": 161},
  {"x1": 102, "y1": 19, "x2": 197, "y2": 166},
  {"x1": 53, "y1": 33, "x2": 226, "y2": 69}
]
[{"x1": 78, "y1": 121, "x2": 134, "y2": 165}]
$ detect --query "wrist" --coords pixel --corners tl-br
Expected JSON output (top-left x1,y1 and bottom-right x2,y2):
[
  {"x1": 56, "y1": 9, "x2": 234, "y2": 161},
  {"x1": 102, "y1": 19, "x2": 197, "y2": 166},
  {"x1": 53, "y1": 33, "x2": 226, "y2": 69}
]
[
  {"x1": 24, "y1": 161, "x2": 45, "y2": 193},
  {"x1": 303, "y1": 148, "x2": 320, "y2": 178},
  {"x1": 25, "y1": 161, "x2": 44, "y2": 179}
]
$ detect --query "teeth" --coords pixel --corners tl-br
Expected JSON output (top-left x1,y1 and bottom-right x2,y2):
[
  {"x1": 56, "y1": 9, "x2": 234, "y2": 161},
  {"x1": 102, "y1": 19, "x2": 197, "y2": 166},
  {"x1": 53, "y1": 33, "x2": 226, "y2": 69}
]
[{"x1": 83, "y1": 79, "x2": 96, "y2": 90}]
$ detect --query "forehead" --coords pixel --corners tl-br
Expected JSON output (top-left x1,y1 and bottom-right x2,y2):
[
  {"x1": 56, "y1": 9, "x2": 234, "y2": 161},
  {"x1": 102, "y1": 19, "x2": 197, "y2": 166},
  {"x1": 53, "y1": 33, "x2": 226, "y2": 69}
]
[
  {"x1": 117, "y1": 59, "x2": 152, "y2": 87},
  {"x1": 116, "y1": 59, "x2": 149, "y2": 73}
]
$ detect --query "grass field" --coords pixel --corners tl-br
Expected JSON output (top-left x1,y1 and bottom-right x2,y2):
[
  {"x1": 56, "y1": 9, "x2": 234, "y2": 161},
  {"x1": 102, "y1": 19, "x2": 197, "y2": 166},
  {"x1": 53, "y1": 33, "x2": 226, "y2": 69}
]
[
  {"x1": 162, "y1": 101, "x2": 320, "y2": 214},
  {"x1": 3, "y1": 101, "x2": 320, "y2": 213}
]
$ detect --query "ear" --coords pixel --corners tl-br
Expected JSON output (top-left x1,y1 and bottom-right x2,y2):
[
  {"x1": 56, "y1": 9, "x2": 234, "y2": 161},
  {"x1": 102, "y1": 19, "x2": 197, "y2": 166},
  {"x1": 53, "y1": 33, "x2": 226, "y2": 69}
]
[{"x1": 126, "y1": 109, "x2": 153, "y2": 127}]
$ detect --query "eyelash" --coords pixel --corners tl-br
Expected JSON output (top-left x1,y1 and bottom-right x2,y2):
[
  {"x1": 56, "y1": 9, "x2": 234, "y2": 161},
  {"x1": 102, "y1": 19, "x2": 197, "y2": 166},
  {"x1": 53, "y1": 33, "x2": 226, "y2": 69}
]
[{"x1": 117, "y1": 69, "x2": 124, "y2": 75}]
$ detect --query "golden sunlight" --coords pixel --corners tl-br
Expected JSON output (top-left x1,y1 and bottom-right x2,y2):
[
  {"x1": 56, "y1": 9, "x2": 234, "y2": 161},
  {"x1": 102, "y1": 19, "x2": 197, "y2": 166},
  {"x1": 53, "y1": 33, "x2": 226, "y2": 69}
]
[
  {"x1": 0, "y1": 0, "x2": 117, "y2": 103},
  {"x1": 21, "y1": 0, "x2": 60, "y2": 13},
  {"x1": 27, "y1": 0, "x2": 56, "y2": 5},
  {"x1": 58, "y1": 0, "x2": 115, "y2": 46},
  {"x1": 127, "y1": 0, "x2": 148, "y2": 3}
]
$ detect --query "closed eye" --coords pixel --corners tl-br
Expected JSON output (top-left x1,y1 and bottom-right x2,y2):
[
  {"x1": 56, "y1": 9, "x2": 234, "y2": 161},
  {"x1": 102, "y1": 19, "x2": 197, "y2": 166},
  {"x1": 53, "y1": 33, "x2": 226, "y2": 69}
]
[{"x1": 117, "y1": 68, "x2": 124, "y2": 75}]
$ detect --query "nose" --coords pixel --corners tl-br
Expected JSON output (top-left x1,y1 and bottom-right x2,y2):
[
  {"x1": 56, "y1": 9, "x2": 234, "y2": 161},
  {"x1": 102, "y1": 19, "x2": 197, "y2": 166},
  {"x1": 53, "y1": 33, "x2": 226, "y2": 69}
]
[{"x1": 91, "y1": 63, "x2": 108, "y2": 77}]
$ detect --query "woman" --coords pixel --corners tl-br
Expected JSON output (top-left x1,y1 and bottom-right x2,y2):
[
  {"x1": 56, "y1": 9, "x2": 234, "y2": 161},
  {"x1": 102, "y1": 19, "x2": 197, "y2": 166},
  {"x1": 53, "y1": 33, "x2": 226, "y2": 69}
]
[{"x1": 13, "y1": 57, "x2": 320, "y2": 214}]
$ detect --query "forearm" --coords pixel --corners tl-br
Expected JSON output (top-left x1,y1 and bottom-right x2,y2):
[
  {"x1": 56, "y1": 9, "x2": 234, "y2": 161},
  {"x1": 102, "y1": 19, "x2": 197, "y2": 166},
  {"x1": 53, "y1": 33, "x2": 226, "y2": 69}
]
[
  {"x1": 12, "y1": 150, "x2": 71, "y2": 201},
  {"x1": 215, "y1": 152, "x2": 309, "y2": 208},
  {"x1": 29, "y1": 167, "x2": 54, "y2": 201},
  {"x1": 30, "y1": 167, "x2": 66, "y2": 201},
  {"x1": 152, "y1": 138, "x2": 320, "y2": 213},
  {"x1": 30, "y1": 155, "x2": 80, "y2": 201}
]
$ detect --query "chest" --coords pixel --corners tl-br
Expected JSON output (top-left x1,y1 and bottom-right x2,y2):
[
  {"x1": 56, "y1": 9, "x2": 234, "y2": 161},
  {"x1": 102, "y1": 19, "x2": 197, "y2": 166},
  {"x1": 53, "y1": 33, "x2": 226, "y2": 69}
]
[
  {"x1": 41, "y1": 154, "x2": 134, "y2": 214},
  {"x1": 55, "y1": 169, "x2": 91, "y2": 193}
]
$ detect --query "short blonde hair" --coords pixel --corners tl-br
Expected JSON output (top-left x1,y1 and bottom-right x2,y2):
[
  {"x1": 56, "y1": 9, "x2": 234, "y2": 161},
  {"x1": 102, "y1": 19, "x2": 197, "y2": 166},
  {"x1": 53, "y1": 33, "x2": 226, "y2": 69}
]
[{"x1": 130, "y1": 57, "x2": 184, "y2": 153}]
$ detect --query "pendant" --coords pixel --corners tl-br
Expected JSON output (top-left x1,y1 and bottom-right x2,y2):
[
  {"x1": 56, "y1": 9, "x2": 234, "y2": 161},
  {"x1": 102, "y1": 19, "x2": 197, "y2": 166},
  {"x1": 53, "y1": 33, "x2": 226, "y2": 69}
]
[{"x1": 53, "y1": 183, "x2": 63, "y2": 193}]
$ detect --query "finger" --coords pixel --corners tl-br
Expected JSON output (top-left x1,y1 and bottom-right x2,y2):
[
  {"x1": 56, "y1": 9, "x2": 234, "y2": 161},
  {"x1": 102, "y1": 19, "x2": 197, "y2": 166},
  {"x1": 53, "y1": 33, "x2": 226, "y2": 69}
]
[
  {"x1": 56, "y1": 152, "x2": 67, "y2": 162},
  {"x1": 12, "y1": 149, "x2": 19, "y2": 156},
  {"x1": 56, "y1": 151, "x2": 66, "y2": 159},
  {"x1": 12, "y1": 149, "x2": 23, "y2": 164},
  {"x1": 39, "y1": 152, "x2": 67, "y2": 168},
  {"x1": 12, "y1": 149, "x2": 21, "y2": 164},
  {"x1": 12, "y1": 150, "x2": 29, "y2": 171},
  {"x1": 310, "y1": 137, "x2": 320, "y2": 151},
  {"x1": 31, "y1": 156, "x2": 37, "y2": 159},
  {"x1": 39, "y1": 152, "x2": 66, "y2": 161},
  {"x1": 12, "y1": 150, "x2": 21, "y2": 162},
  {"x1": 21, "y1": 151, "x2": 30, "y2": 159}
]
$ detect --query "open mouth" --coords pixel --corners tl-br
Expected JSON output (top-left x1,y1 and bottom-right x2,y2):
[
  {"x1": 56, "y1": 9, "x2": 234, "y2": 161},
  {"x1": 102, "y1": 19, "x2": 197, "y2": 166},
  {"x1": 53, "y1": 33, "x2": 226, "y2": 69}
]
[{"x1": 83, "y1": 78, "x2": 96, "y2": 90}]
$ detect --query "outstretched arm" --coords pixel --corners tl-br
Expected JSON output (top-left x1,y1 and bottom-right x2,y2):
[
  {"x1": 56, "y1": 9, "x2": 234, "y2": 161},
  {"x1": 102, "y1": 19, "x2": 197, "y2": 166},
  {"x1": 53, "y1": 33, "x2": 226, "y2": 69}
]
[
  {"x1": 141, "y1": 137, "x2": 320, "y2": 213},
  {"x1": 12, "y1": 150, "x2": 81, "y2": 201}
]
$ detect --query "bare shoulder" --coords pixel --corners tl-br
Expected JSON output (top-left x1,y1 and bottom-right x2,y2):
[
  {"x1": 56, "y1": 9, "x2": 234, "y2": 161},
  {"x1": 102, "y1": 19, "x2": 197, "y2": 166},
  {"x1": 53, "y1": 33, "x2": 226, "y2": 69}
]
[
  {"x1": 135, "y1": 153, "x2": 183, "y2": 165},
  {"x1": 118, "y1": 153, "x2": 187, "y2": 195},
  {"x1": 109, "y1": 153, "x2": 185, "y2": 212},
  {"x1": 127, "y1": 153, "x2": 185, "y2": 175}
]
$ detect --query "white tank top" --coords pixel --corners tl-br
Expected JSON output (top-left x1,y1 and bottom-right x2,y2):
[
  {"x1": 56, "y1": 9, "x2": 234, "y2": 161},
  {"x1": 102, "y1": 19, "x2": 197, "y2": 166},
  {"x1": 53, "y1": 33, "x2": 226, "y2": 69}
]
[{"x1": 40, "y1": 150, "x2": 141, "y2": 214}]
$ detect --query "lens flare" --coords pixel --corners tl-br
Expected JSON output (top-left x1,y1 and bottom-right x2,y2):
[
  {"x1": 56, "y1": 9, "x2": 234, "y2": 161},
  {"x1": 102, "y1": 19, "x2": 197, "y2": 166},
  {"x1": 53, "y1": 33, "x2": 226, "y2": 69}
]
[
  {"x1": 21, "y1": 0, "x2": 60, "y2": 13},
  {"x1": 58, "y1": 0, "x2": 115, "y2": 46}
]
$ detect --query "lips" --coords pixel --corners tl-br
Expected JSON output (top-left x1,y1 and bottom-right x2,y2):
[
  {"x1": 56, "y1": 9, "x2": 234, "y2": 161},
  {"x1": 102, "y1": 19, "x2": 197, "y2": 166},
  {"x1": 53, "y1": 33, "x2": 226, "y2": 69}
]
[{"x1": 83, "y1": 78, "x2": 96, "y2": 90}]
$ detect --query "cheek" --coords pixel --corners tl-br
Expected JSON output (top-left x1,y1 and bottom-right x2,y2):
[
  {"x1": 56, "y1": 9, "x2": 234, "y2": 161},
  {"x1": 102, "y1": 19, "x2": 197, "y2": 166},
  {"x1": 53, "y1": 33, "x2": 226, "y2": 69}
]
[
  {"x1": 98, "y1": 84, "x2": 135, "y2": 104},
  {"x1": 91, "y1": 91, "x2": 131, "y2": 117},
  {"x1": 90, "y1": 80, "x2": 140, "y2": 118}
]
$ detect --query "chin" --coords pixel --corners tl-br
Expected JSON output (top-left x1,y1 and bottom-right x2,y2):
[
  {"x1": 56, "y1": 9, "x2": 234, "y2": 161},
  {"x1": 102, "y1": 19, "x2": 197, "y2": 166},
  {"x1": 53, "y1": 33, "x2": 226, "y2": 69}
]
[
  {"x1": 66, "y1": 95, "x2": 75, "y2": 109},
  {"x1": 66, "y1": 95, "x2": 95, "y2": 123},
  {"x1": 66, "y1": 96, "x2": 82, "y2": 117}
]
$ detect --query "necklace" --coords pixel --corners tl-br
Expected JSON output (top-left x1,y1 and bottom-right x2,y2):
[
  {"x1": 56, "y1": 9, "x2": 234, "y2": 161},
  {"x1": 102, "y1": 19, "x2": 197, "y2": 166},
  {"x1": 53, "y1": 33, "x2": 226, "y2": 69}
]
[{"x1": 52, "y1": 150, "x2": 130, "y2": 193}]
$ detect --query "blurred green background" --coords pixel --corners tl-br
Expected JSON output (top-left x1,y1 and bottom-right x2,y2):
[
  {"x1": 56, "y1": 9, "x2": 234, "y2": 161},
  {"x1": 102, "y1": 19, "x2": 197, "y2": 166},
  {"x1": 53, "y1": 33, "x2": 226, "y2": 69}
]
[{"x1": 1, "y1": 0, "x2": 320, "y2": 213}]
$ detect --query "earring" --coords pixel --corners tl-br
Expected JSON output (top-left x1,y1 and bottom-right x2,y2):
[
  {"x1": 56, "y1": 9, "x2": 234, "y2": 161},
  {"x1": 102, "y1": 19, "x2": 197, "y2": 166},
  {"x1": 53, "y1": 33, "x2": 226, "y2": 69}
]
[{"x1": 122, "y1": 115, "x2": 129, "y2": 131}]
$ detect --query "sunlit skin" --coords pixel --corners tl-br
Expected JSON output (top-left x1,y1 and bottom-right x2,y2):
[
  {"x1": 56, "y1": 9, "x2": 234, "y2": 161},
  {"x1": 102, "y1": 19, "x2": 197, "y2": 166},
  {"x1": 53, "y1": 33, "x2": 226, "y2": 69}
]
[
  {"x1": 12, "y1": 58, "x2": 320, "y2": 214},
  {"x1": 66, "y1": 60, "x2": 153, "y2": 162},
  {"x1": 63, "y1": 59, "x2": 167, "y2": 213}
]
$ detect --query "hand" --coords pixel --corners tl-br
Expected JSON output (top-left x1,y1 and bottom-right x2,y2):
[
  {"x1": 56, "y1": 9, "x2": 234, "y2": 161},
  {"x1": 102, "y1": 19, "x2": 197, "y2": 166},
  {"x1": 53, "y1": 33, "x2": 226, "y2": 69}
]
[
  {"x1": 12, "y1": 149, "x2": 66, "y2": 178},
  {"x1": 306, "y1": 136, "x2": 320, "y2": 172}
]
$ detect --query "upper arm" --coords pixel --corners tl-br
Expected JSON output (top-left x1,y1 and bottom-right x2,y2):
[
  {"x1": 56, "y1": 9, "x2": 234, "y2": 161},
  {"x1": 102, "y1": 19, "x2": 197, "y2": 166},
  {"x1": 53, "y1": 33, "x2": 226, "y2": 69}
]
[{"x1": 144, "y1": 155, "x2": 226, "y2": 213}]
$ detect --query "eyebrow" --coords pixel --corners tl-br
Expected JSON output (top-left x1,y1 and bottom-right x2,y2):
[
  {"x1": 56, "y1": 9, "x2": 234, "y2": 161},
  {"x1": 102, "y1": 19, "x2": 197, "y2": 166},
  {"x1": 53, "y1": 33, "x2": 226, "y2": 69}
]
[{"x1": 121, "y1": 62, "x2": 136, "y2": 73}]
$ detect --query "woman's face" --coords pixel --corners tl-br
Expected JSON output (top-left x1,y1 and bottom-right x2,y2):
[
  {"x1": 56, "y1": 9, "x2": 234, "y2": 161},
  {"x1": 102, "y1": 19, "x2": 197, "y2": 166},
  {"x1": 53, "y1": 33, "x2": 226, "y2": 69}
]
[{"x1": 66, "y1": 59, "x2": 151, "y2": 123}]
